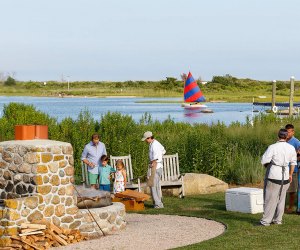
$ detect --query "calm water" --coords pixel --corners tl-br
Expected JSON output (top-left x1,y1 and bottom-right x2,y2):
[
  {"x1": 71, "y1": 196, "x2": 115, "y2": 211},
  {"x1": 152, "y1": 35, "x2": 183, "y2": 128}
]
[{"x1": 0, "y1": 96, "x2": 255, "y2": 125}]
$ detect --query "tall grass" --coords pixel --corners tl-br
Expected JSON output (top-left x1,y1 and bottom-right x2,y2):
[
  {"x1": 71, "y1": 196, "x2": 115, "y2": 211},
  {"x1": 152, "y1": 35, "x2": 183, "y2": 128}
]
[
  {"x1": 0, "y1": 103, "x2": 299, "y2": 185},
  {"x1": 1, "y1": 77, "x2": 300, "y2": 102}
]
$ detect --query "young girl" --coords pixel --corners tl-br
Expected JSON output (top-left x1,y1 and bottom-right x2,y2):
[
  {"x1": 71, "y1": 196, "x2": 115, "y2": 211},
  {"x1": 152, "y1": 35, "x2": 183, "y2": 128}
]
[
  {"x1": 99, "y1": 155, "x2": 116, "y2": 192},
  {"x1": 113, "y1": 160, "x2": 127, "y2": 193}
]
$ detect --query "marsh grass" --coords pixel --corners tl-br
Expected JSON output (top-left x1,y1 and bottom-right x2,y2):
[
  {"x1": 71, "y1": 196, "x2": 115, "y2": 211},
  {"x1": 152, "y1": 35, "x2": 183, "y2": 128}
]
[
  {"x1": 1, "y1": 78, "x2": 300, "y2": 102},
  {"x1": 0, "y1": 103, "x2": 299, "y2": 185}
]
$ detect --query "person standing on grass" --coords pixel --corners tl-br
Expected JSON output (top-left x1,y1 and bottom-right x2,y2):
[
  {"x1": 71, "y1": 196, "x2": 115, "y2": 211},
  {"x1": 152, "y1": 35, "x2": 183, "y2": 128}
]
[
  {"x1": 259, "y1": 129, "x2": 297, "y2": 226},
  {"x1": 142, "y1": 131, "x2": 166, "y2": 209},
  {"x1": 81, "y1": 133, "x2": 107, "y2": 189},
  {"x1": 99, "y1": 155, "x2": 116, "y2": 192},
  {"x1": 284, "y1": 124, "x2": 300, "y2": 213}
]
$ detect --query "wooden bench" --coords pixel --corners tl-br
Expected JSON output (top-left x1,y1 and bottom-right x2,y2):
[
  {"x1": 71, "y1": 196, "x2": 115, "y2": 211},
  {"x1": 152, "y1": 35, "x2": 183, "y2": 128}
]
[
  {"x1": 110, "y1": 154, "x2": 141, "y2": 192},
  {"x1": 82, "y1": 154, "x2": 184, "y2": 197},
  {"x1": 81, "y1": 162, "x2": 91, "y2": 188},
  {"x1": 81, "y1": 155, "x2": 141, "y2": 191},
  {"x1": 161, "y1": 153, "x2": 185, "y2": 198}
]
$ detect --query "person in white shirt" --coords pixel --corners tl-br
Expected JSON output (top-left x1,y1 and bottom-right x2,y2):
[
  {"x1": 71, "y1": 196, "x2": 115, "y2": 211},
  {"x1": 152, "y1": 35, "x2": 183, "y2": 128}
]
[
  {"x1": 142, "y1": 131, "x2": 166, "y2": 208},
  {"x1": 260, "y1": 129, "x2": 297, "y2": 226}
]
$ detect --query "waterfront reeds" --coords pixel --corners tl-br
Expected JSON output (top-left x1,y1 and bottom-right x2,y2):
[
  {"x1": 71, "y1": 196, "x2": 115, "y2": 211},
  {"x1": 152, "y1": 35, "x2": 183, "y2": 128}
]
[
  {"x1": 0, "y1": 103, "x2": 299, "y2": 185},
  {"x1": 1, "y1": 76, "x2": 300, "y2": 102}
]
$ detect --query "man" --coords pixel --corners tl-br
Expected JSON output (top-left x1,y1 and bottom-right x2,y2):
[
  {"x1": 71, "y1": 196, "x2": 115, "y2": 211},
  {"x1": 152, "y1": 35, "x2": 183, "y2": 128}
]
[
  {"x1": 260, "y1": 129, "x2": 297, "y2": 226},
  {"x1": 142, "y1": 131, "x2": 166, "y2": 209},
  {"x1": 81, "y1": 133, "x2": 107, "y2": 189},
  {"x1": 285, "y1": 124, "x2": 300, "y2": 213}
]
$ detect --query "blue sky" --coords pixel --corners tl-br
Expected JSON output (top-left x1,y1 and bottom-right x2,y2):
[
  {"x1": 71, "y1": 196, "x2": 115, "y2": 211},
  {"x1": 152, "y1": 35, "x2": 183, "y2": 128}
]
[{"x1": 1, "y1": 0, "x2": 299, "y2": 82}]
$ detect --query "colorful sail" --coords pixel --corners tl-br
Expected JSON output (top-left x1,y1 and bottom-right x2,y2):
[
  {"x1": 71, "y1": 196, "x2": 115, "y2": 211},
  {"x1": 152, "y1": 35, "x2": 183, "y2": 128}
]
[{"x1": 184, "y1": 72, "x2": 206, "y2": 103}]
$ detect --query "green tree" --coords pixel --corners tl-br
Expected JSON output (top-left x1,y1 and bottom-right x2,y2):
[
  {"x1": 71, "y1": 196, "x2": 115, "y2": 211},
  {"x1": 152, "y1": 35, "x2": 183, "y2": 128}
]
[{"x1": 4, "y1": 76, "x2": 16, "y2": 86}]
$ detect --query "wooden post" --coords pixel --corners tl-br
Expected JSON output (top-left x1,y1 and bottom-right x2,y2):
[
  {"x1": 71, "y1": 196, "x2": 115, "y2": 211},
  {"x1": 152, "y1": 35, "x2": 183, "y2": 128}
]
[
  {"x1": 289, "y1": 76, "x2": 295, "y2": 116},
  {"x1": 272, "y1": 80, "x2": 276, "y2": 110}
]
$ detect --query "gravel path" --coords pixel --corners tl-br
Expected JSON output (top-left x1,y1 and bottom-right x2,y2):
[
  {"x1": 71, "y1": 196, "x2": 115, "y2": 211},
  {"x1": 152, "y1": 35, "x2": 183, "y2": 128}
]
[{"x1": 54, "y1": 213, "x2": 225, "y2": 250}]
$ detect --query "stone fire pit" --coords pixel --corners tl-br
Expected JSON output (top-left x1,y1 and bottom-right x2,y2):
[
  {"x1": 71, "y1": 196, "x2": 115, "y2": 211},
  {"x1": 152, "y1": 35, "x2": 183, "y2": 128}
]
[{"x1": 0, "y1": 140, "x2": 126, "y2": 247}]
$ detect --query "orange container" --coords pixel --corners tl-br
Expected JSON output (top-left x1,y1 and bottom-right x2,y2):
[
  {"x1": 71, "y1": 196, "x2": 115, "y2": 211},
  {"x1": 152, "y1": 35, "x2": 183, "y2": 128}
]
[
  {"x1": 14, "y1": 125, "x2": 35, "y2": 140},
  {"x1": 35, "y1": 125, "x2": 48, "y2": 139},
  {"x1": 112, "y1": 197, "x2": 145, "y2": 211}
]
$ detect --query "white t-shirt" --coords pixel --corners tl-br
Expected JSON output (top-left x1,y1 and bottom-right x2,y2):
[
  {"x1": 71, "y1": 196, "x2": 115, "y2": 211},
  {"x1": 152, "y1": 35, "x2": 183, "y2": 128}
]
[
  {"x1": 261, "y1": 141, "x2": 297, "y2": 180},
  {"x1": 149, "y1": 139, "x2": 166, "y2": 169}
]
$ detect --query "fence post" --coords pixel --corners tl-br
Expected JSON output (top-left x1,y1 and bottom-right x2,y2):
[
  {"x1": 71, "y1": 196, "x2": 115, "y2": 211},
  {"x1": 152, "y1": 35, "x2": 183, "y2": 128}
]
[
  {"x1": 289, "y1": 76, "x2": 295, "y2": 116},
  {"x1": 272, "y1": 80, "x2": 276, "y2": 112}
]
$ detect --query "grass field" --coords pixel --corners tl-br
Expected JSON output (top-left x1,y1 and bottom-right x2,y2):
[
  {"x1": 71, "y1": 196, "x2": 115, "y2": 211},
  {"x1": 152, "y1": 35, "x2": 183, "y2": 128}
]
[
  {"x1": 140, "y1": 193, "x2": 300, "y2": 250},
  {"x1": 1, "y1": 78, "x2": 300, "y2": 103}
]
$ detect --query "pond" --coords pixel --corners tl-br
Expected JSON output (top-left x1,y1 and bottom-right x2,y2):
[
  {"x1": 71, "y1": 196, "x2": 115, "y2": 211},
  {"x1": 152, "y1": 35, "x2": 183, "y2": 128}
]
[{"x1": 0, "y1": 96, "x2": 255, "y2": 125}]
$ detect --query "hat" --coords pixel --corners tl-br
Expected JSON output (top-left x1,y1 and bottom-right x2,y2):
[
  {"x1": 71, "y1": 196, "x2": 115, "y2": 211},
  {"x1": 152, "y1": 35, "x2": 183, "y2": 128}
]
[{"x1": 141, "y1": 131, "x2": 153, "y2": 141}]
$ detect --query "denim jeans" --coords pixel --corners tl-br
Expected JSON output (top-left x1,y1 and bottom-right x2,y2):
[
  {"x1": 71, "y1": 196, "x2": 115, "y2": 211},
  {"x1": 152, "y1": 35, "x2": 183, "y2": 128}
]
[{"x1": 99, "y1": 184, "x2": 110, "y2": 192}]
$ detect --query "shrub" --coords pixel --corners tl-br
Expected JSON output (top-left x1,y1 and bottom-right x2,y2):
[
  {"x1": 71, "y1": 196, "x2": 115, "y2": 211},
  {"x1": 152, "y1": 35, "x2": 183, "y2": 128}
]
[
  {"x1": 1, "y1": 103, "x2": 299, "y2": 185},
  {"x1": 4, "y1": 76, "x2": 16, "y2": 86}
]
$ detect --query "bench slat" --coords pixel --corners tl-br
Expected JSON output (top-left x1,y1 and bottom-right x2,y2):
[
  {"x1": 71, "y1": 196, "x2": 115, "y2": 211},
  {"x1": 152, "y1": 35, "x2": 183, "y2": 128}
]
[{"x1": 161, "y1": 181, "x2": 183, "y2": 186}]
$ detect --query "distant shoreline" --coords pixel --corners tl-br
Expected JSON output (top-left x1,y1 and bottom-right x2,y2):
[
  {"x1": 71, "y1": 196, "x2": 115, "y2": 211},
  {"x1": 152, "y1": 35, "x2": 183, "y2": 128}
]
[{"x1": 105, "y1": 96, "x2": 137, "y2": 98}]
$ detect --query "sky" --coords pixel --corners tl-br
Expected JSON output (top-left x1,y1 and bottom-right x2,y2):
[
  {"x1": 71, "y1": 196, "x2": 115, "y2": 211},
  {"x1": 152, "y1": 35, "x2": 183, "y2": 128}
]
[{"x1": 1, "y1": 0, "x2": 300, "y2": 82}]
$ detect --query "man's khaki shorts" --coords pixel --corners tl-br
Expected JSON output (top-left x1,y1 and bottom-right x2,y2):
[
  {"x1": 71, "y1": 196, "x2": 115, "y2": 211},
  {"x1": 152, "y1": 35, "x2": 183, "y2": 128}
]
[{"x1": 287, "y1": 172, "x2": 298, "y2": 193}]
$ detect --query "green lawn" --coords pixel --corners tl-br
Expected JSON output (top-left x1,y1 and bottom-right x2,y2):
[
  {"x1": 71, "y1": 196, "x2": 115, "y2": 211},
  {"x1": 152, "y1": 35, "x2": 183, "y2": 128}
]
[{"x1": 138, "y1": 193, "x2": 300, "y2": 250}]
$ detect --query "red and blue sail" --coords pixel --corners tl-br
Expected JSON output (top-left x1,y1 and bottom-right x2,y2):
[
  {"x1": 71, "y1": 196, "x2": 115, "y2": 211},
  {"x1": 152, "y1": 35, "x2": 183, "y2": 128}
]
[{"x1": 184, "y1": 72, "x2": 206, "y2": 103}]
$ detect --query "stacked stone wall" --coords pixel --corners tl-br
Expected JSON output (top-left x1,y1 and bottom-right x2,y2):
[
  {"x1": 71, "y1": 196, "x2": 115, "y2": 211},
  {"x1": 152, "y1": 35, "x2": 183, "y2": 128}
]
[
  {"x1": 77, "y1": 203, "x2": 126, "y2": 238},
  {"x1": 0, "y1": 140, "x2": 80, "y2": 246}
]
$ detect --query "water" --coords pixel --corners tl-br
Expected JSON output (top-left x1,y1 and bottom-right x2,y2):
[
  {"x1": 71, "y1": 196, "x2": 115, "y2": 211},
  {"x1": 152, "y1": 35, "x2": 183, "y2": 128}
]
[{"x1": 0, "y1": 96, "x2": 255, "y2": 125}]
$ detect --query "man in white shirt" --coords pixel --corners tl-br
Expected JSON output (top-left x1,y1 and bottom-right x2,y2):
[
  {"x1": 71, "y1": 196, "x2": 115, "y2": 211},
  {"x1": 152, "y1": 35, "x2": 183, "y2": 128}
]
[
  {"x1": 260, "y1": 129, "x2": 297, "y2": 226},
  {"x1": 142, "y1": 131, "x2": 166, "y2": 208}
]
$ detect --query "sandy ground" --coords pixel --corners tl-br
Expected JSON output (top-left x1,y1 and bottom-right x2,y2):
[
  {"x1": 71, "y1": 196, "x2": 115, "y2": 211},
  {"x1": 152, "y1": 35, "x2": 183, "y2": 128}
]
[{"x1": 54, "y1": 213, "x2": 225, "y2": 250}]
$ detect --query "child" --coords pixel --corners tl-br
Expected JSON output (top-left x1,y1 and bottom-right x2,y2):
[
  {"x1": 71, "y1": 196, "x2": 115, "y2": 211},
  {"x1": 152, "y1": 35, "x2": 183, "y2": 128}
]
[
  {"x1": 99, "y1": 155, "x2": 116, "y2": 192},
  {"x1": 113, "y1": 159, "x2": 127, "y2": 194}
]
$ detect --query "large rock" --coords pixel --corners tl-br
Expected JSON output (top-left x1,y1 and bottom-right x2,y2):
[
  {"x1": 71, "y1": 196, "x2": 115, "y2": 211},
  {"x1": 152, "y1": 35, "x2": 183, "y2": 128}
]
[
  {"x1": 146, "y1": 173, "x2": 228, "y2": 196},
  {"x1": 183, "y1": 173, "x2": 228, "y2": 195}
]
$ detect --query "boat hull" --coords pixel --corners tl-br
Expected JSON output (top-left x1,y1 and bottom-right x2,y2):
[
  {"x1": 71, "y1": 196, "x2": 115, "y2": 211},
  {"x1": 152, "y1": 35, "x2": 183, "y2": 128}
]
[{"x1": 182, "y1": 103, "x2": 207, "y2": 109}]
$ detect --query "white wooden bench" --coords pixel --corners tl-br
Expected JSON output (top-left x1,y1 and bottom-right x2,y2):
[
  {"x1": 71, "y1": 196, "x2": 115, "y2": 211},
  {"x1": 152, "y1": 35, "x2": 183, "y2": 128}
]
[
  {"x1": 161, "y1": 153, "x2": 185, "y2": 198},
  {"x1": 110, "y1": 154, "x2": 141, "y2": 192},
  {"x1": 81, "y1": 162, "x2": 91, "y2": 188},
  {"x1": 81, "y1": 155, "x2": 141, "y2": 191},
  {"x1": 82, "y1": 154, "x2": 184, "y2": 197}
]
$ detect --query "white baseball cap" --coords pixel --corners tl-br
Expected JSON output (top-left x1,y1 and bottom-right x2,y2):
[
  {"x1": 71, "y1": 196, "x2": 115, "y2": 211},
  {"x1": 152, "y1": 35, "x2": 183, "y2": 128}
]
[{"x1": 141, "y1": 131, "x2": 153, "y2": 141}]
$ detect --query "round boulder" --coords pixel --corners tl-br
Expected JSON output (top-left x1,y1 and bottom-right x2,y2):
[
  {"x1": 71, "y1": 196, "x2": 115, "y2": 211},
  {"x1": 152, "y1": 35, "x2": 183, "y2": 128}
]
[{"x1": 183, "y1": 173, "x2": 228, "y2": 195}]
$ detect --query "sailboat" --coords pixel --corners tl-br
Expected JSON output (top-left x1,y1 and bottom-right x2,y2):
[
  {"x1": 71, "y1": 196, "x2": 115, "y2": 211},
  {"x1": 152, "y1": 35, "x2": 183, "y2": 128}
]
[{"x1": 181, "y1": 71, "x2": 207, "y2": 109}]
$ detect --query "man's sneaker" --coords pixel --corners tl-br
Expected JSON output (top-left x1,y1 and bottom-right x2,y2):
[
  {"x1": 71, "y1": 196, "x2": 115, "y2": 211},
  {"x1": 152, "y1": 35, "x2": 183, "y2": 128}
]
[
  {"x1": 256, "y1": 222, "x2": 270, "y2": 227},
  {"x1": 271, "y1": 221, "x2": 282, "y2": 225}
]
